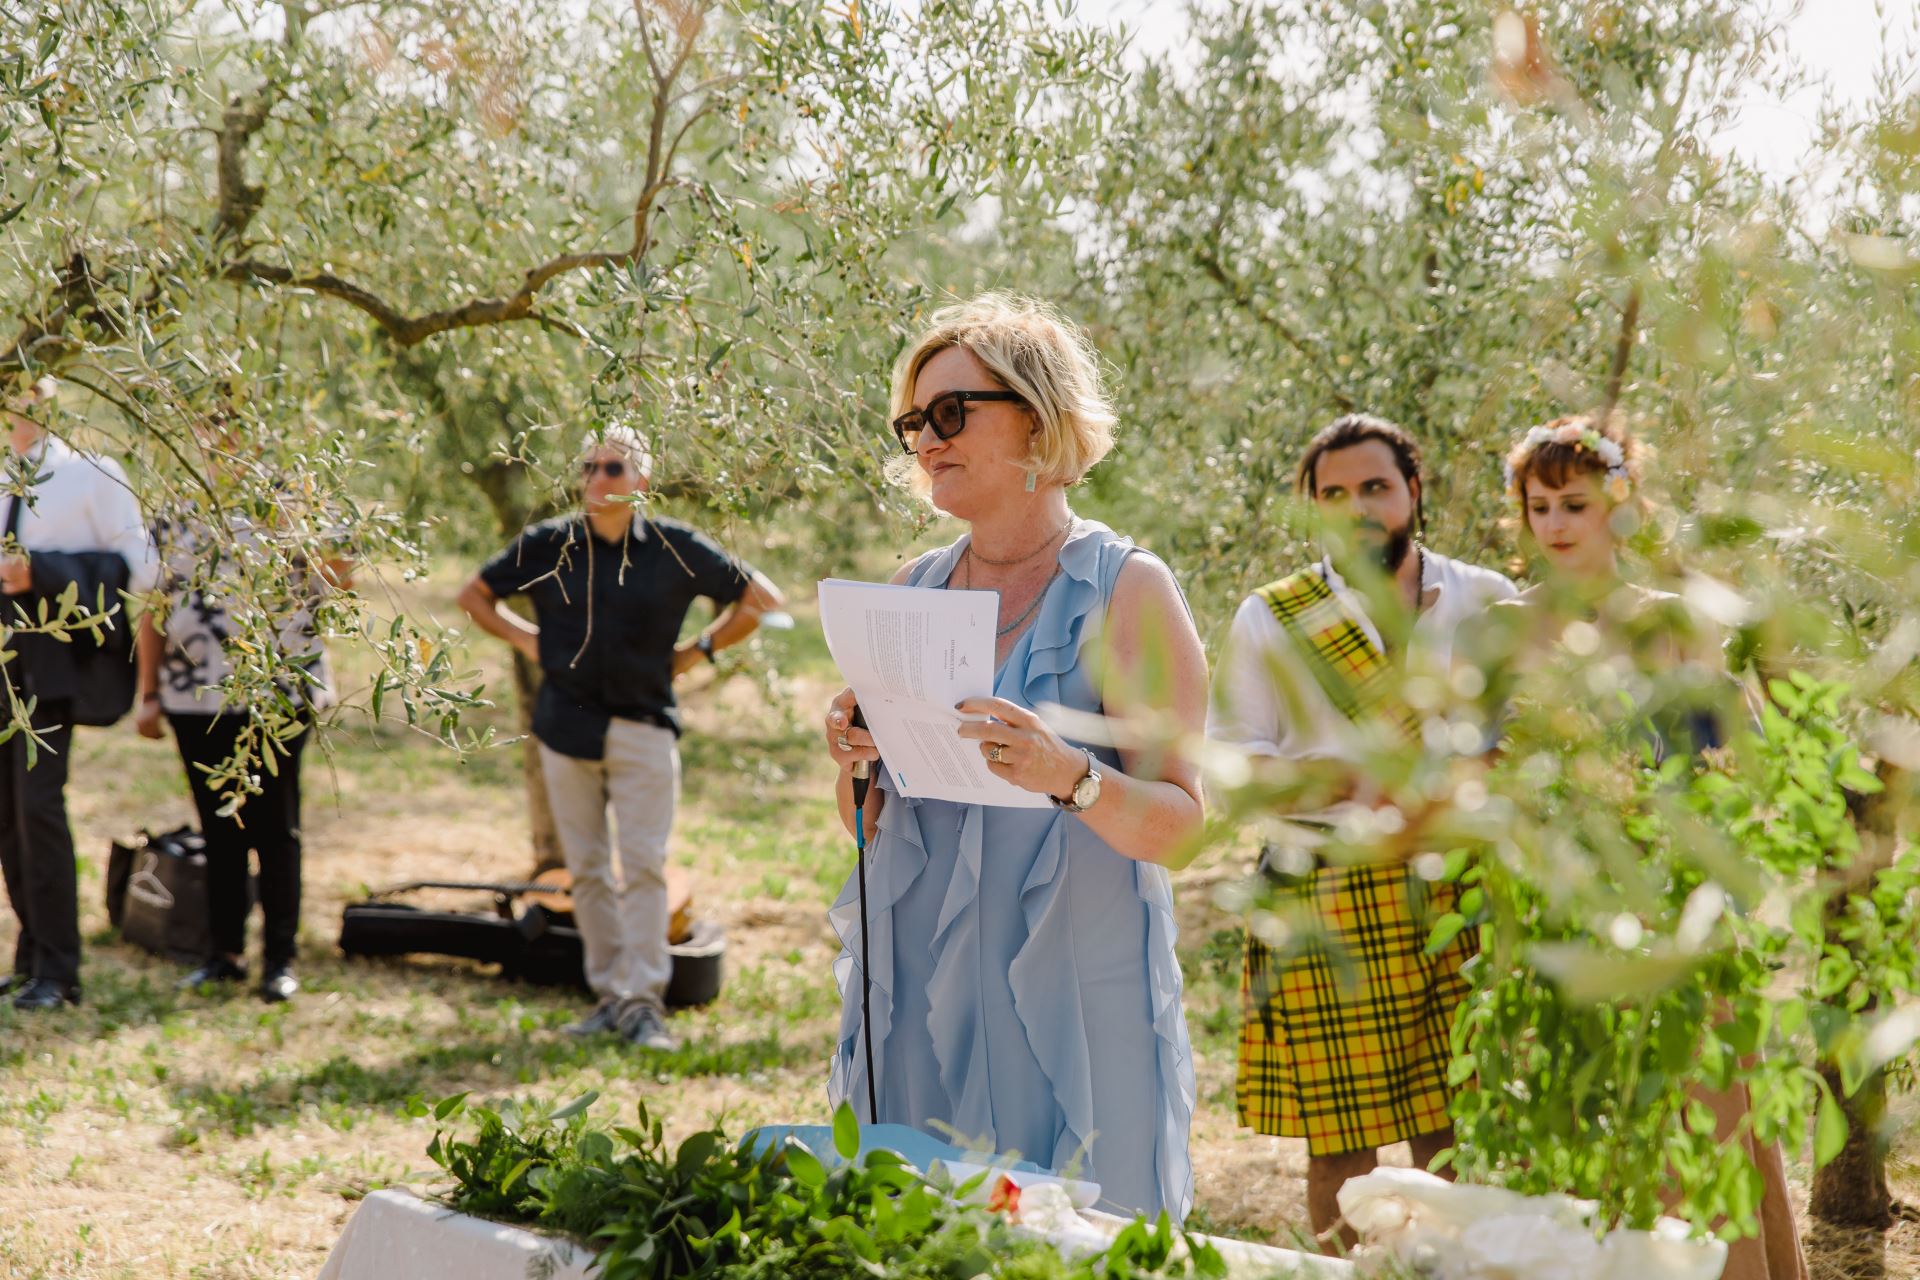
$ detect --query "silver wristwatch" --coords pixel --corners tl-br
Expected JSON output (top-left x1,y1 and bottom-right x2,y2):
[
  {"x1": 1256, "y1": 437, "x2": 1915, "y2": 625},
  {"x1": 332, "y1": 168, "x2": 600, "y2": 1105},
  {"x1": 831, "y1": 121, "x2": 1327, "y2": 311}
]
[{"x1": 1053, "y1": 749, "x2": 1102, "y2": 814}]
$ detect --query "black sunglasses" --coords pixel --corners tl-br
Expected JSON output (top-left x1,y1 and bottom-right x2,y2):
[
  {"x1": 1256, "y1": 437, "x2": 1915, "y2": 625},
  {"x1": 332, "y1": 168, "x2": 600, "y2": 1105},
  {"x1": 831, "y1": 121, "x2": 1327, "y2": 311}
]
[
  {"x1": 581, "y1": 458, "x2": 627, "y2": 479},
  {"x1": 891, "y1": 390, "x2": 1026, "y2": 455}
]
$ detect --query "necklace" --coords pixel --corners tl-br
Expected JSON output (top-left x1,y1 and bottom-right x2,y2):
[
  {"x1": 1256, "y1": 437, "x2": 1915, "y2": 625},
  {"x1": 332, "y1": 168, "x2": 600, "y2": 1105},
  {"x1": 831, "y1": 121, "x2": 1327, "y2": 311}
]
[
  {"x1": 968, "y1": 515, "x2": 1075, "y2": 567},
  {"x1": 963, "y1": 548, "x2": 1065, "y2": 638}
]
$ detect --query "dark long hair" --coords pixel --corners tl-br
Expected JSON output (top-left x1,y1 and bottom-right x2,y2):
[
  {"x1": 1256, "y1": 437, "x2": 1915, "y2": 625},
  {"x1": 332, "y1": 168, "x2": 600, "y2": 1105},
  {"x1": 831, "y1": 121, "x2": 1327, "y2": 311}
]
[{"x1": 1295, "y1": 413, "x2": 1425, "y2": 533}]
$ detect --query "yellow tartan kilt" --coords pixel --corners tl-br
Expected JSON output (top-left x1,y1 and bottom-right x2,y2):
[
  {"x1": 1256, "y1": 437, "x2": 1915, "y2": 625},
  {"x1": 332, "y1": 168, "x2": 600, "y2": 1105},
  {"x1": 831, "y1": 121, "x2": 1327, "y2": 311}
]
[{"x1": 1236, "y1": 862, "x2": 1475, "y2": 1156}]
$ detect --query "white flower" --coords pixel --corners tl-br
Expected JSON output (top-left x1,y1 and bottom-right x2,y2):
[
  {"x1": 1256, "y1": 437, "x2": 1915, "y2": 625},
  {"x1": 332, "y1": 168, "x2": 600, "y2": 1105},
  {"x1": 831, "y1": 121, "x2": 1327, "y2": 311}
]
[{"x1": 1508, "y1": 424, "x2": 1632, "y2": 500}]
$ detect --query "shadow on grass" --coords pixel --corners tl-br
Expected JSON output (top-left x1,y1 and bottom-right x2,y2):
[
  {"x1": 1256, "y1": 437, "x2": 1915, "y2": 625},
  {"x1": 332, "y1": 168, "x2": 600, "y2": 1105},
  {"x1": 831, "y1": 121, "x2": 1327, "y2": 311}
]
[
  {"x1": 167, "y1": 1026, "x2": 818, "y2": 1144},
  {"x1": 0, "y1": 940, "x2": 826, "y2": 1145},
  {"x1": 0, "y1": 952, "x2": 188, "y2": 1050}
]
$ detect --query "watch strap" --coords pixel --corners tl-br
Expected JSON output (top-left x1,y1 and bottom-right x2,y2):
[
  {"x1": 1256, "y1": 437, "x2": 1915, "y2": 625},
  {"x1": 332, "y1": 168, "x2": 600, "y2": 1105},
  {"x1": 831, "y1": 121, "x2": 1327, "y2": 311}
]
[{"x1": 1054, "y1": 748, "x2": 1100, "y2": 813}]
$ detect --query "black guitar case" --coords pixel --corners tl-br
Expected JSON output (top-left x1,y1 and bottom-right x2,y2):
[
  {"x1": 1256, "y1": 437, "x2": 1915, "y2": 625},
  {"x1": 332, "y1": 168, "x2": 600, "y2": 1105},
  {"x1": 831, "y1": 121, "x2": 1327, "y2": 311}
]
[{"x1": 337, "y1": 879, "x2": 724, "y2": 1006}]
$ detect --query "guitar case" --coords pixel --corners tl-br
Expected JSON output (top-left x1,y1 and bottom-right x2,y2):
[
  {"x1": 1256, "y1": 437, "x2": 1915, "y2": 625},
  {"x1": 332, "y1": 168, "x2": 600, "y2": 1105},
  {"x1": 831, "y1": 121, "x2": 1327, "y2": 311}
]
[{"x1": 337, "y1": 868, "x2": 723, "y2": 1006}]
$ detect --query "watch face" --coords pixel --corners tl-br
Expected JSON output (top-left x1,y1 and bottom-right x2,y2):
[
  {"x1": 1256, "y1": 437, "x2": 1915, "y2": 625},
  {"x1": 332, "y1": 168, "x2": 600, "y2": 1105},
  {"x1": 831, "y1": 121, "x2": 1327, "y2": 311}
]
[{"x1": 1072, "y1": 771, "x2": 1099, "y2": 809}]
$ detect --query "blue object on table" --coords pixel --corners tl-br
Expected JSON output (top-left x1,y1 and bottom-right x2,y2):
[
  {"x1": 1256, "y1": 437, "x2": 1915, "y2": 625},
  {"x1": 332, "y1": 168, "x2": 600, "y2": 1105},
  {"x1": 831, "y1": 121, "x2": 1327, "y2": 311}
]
[{"x1": 741, "y1": 1123, "x2": 1049, "y2": 1176}]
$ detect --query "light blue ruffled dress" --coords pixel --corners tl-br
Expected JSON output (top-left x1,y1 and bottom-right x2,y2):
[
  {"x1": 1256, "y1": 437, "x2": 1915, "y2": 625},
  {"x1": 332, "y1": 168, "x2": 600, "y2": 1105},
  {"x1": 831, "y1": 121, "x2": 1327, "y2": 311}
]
[{"x1": 827, "y1": 521, "x2": 1196, "y2": 1221}]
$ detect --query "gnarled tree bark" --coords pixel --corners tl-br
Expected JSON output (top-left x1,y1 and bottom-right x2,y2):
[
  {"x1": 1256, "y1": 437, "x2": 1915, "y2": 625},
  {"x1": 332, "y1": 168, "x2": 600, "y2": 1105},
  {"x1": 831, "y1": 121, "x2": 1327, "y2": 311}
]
[{"x1": 1810, "y1": 770, "x2": 1906, "y2": 1231}]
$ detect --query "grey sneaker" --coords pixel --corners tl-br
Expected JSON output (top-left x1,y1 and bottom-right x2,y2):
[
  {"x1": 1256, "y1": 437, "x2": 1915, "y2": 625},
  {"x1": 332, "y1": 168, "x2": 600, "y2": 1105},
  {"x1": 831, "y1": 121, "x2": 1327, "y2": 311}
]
[
  {"x1": 619, "y1": 1000, "x2": 679, "y2": 1052},
  {"x1": 563, "y1": 997, "x2": 623, "y2": 1038}
]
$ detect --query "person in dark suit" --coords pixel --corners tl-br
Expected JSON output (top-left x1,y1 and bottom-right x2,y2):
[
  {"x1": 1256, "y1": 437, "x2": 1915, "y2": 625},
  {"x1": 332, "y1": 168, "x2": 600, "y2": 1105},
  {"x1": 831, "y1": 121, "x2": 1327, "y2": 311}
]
[{"x1": 0, "y1": 376, "x2": 157, "y2": 1010}]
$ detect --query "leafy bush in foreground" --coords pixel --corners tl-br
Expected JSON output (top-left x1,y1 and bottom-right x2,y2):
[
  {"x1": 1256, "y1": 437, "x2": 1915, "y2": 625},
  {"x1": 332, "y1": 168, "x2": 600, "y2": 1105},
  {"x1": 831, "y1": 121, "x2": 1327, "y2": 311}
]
[
  {"x1": 1450, "y1": 671, "x2": 1920, "y2": 1235},
  {"x1": 418, "y1": 1092, "x2": 1252, "y2": 1280}
]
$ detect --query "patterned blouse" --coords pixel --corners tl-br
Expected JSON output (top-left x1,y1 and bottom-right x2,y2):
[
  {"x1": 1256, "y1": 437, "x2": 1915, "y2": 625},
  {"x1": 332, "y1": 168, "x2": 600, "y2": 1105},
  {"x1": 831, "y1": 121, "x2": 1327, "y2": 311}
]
[{"x1": 153, "y1": 510, "x2": 338, "y2": 716}]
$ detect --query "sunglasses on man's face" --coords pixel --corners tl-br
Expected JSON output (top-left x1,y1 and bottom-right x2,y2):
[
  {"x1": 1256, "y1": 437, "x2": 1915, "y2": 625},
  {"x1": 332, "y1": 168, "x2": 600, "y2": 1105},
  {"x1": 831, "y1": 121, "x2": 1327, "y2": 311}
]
[
  {"x1": 891, "y1": 389, "x2": 1026, "y2": 455},
  {"x1": 581, "y1": 458, "x2": 627, "y2": 479}
]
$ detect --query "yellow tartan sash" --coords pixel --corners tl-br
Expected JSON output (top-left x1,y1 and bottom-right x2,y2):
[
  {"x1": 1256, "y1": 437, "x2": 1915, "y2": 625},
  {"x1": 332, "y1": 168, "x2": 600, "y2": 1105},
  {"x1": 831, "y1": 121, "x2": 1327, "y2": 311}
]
[
  {"x1": 1240, "y1": 568, "x2": 1465, "y2": 1155},
  {"x1": 1253, "y1": 567, "x2": 1420, "y2": 745}
]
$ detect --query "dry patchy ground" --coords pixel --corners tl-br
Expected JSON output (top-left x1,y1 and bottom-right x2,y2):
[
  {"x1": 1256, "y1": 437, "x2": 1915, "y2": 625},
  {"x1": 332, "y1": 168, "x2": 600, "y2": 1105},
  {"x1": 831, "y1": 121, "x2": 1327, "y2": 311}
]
[{"x1": 0, "y1": 583, "x2": 1916, "y2": 1278}]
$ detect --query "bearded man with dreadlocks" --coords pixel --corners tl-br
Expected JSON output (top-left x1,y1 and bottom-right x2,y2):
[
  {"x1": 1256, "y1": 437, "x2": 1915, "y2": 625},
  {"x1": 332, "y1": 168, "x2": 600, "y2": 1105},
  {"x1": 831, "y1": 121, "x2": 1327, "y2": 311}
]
[{"x1": 1208, "y1": 414, "x2": 1516, "y2": 1246}]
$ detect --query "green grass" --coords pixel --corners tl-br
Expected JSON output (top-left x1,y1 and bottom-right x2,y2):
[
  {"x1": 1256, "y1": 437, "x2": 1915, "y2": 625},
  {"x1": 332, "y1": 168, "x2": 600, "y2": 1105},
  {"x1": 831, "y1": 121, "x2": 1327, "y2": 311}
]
[
  {"x1": 0, "y1": 569, "x2": 877, "y2": 1276},
  {"x1": 1179, "y1": 926, "x2": 1245, "y2": 1073},
  {"x1": 165, "y1": 1027, "x2": 821, "y2": 1145}
]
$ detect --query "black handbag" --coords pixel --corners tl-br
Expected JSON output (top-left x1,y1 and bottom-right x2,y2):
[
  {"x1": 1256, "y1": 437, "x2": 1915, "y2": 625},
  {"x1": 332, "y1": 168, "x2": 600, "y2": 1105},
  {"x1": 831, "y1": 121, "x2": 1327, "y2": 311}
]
[
  {"x1": 110, "y1": 827, "x2": 216, "y2": 961},
  {"x1": 3, "y1": 492, "x2": 137, "y2": 727},
  {"x1": 68, "y1": 572, "x2": 137, "y2": 728}
]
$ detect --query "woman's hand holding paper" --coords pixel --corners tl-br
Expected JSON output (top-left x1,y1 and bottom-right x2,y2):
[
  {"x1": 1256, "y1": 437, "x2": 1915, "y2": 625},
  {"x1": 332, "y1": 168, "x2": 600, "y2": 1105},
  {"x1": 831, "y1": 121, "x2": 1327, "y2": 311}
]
[{"x1": 953, "y1": 695, "x2": 1087, "y2": 803}]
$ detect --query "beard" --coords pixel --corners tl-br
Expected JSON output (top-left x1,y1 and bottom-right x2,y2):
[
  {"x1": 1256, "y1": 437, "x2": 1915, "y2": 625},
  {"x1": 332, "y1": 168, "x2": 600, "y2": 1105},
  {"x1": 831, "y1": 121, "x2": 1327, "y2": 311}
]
[
  {"x1": 1341, "y1": 518, "x2": 1414, "y2": 574},
  {"x1": 1375, "y1": 523, "x2": 1413, "y2": 572}
]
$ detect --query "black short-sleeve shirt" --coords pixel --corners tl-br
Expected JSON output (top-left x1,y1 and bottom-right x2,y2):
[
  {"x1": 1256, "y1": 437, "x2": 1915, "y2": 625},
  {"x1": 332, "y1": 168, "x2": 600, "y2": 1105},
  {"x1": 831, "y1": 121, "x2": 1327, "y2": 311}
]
[{"x1": 478, "y1": 515, "x2": 752, "y2": 759}]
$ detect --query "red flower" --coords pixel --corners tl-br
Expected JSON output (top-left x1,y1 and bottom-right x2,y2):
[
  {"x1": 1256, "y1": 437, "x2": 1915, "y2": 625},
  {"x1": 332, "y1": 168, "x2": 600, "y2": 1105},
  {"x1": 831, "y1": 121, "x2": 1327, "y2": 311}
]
[{"x1": 987, "y1": 1174, "x2": 1022, "y2": 1217}]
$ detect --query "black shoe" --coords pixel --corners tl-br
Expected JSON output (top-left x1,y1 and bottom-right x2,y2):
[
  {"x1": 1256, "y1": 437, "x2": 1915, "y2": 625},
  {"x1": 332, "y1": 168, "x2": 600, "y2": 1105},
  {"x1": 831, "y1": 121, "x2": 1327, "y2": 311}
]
[
  {"x1": 179, "y1": 957, "x2": 248, "y2": 991},
  {"x1": 618, "y1": 1000, "x2": 679, "y2": 1052},
  {"x1": 0, "y1": 973, "x2": 29, "y2": 997},
  {"x1": 258, "y1": 965, "x2": 298, "y2": 1004},
  {"x1": 563, "y1": 997, "x2": 625, "y2": 1039},
  {"x1": 12, "y1": 978, "x2": 80, "y2": 1010}
]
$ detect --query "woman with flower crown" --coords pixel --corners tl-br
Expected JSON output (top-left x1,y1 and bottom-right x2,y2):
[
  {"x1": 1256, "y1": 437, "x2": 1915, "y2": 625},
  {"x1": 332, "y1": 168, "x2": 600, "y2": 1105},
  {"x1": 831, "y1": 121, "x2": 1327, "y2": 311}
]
[
  {"x1": 1465, "y1": 414, "x2": 1725, "y2": 751},
  {"x1": 1477, "y1": 415, "x2": 1693, "y2": 684},
  {"x1": 1463, "y1": 413, "x2": 1807, "y2": 1280}
]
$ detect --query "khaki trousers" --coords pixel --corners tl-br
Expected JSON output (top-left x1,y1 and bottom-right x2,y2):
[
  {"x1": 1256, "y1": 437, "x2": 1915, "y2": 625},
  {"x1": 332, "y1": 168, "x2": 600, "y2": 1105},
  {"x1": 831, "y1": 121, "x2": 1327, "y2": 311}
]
[{"x1": 538, "y1": 718, "x2": 679, "y2": 1008}]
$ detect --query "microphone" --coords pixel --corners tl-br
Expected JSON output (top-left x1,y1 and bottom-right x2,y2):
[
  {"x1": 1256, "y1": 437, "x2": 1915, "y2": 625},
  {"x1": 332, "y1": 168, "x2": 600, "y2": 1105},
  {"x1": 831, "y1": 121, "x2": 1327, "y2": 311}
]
[
  {"x1": 850, "y1": 704, "x2": 877, "y2": 1124},
  {"x1": 851, "y1": 707, "x2": 872, "y2": 808}
]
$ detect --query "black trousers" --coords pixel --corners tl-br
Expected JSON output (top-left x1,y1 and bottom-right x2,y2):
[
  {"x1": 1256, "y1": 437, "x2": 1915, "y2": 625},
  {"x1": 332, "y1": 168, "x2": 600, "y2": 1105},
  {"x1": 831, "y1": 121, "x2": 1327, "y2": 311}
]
[
  {"x1": 168, "y1": 713, "x2": 309, "y2": 967},
  {"x1": 0, "y1": 699, "x2": 78, "y2": 986}
]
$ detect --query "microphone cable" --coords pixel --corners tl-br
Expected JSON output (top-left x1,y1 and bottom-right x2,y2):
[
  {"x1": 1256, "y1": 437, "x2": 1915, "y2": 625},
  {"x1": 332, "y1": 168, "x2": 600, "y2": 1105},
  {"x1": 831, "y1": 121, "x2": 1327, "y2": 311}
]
[{"x1": 850, "y1": 707, "x2": 878, "y2": 1124}]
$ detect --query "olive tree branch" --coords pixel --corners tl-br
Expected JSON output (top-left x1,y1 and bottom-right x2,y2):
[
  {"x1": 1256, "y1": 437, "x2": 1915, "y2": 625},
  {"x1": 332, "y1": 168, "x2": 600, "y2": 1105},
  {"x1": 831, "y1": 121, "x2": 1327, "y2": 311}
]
[
  {"x1": 1190, "y1": 245, "x2": 1358, "y2": 412},
  {"x1": 7, "y1": 2, "x2": 715, "y2": 366}
]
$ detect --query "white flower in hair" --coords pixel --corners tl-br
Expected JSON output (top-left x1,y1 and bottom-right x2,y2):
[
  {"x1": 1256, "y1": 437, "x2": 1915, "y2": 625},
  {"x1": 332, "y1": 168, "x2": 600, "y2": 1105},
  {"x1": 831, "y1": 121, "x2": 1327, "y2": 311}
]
[{"x1": 1504, "y1": 422, "x2": 1631, "y2": 499}]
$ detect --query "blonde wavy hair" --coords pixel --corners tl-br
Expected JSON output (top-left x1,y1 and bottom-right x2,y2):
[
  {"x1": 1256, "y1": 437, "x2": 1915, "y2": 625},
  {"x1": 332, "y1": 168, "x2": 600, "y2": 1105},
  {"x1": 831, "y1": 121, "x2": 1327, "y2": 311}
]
[{"x1": 884, "y1": 293, "x2": 1117, "y2": 500}]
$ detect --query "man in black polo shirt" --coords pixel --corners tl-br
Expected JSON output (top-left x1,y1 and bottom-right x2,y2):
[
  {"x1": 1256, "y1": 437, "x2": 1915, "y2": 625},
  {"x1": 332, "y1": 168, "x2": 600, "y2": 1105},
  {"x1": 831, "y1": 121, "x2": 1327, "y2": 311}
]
[{"x1": 457, "y1": 427, "x2": 782, "y2": 1049}]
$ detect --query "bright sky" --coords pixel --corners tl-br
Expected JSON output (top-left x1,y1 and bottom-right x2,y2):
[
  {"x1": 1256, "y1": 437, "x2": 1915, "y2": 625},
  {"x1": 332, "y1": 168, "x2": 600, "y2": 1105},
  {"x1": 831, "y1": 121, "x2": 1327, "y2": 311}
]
[{"x1": 1076, "y1": 0, "x2": 1920, "y2": 190}]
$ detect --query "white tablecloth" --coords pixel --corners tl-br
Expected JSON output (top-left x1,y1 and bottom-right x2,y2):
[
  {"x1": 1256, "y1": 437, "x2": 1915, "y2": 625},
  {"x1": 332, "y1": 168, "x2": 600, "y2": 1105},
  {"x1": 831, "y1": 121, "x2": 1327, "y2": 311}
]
[
  {"x1": 319, "y1": 1187, "x2": 1351, "y2": 1280},
  {"x1": 317, "y1": 1189, "x2": 592, "y2": 1280},
  {"x1": 1338, "y1": 1168, "x2": 1727, "y2": 1280}
]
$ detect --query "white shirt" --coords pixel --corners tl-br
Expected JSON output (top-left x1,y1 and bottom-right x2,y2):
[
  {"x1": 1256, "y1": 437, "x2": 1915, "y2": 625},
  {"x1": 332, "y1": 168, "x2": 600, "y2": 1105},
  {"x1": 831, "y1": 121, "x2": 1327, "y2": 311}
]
[
  {"x1": 1207, "y1": 550, "x2": 1516, "y2": 818},
  {"x1": 6, "y1": 434, "x2": 158, "y2": 593}
]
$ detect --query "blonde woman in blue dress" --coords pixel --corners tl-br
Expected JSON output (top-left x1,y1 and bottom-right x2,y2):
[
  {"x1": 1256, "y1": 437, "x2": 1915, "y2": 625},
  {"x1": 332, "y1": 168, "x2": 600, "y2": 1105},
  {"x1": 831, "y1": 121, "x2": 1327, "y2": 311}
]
[{"x1": 821, "y1": 294, "x2": 1205, "y2": 1220}]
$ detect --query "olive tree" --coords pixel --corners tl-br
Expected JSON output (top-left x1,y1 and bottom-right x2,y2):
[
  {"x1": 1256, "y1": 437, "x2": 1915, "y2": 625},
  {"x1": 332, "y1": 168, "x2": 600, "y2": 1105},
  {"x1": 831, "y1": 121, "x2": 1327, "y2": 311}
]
[
  {"x1": 3, "y1": 0, "x2": 1121, "y2": 836},
  {"x1": 1026, "y1": 0, "x2": 1920, "y2": 1248}
]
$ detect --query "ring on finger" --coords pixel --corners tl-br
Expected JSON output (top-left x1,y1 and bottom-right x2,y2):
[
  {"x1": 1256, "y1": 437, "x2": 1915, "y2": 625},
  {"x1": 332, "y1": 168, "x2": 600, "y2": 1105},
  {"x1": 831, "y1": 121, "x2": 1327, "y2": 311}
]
[
  {"x1": 836, "y1": 734, "x2": 851, "y2": 752},
  {"x1": 987, "y1": 743, "x2": 1007, "y2": 764}
]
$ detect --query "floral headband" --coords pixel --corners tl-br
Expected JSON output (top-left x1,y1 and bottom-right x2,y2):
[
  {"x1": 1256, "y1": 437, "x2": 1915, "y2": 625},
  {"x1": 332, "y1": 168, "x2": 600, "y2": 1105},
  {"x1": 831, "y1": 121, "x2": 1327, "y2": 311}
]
[{"x1": 1504, "y1": 421, "x2": 1632, "y2": 503}]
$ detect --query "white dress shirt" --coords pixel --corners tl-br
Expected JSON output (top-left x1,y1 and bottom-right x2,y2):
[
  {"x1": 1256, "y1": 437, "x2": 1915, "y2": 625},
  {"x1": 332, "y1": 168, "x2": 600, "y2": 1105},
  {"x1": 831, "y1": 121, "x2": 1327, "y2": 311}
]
[
  {"x1": 1207, "y1": 549, "x2": 1516, "y2": 823},
  {"x1": 7, "y1": 434, "x2": 158, "y2": 593}
]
